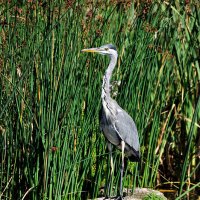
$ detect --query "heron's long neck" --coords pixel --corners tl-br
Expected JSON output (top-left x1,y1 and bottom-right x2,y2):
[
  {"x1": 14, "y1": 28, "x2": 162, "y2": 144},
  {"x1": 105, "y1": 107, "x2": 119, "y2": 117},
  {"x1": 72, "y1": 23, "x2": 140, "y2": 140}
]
[{"x1": 101, "y1": 56, "x2": 117, "y2": 100}]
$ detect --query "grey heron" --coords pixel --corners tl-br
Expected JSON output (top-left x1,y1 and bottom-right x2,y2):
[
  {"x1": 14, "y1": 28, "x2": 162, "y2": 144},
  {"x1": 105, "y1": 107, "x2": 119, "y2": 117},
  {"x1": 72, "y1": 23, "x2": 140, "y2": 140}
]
[{"x1": 82, "y1": 44, "x2": 140, "y2": 199}]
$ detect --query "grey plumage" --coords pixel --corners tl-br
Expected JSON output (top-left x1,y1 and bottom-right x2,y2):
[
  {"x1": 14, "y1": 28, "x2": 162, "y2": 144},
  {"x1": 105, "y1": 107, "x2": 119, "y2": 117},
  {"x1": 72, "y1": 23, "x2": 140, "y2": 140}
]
[
  {"x1": 82, "y1": 44, "x2": 140, "y2": 199},
  {"x1": 100, "y1": 97, "x2": 140, "y2": 161}
]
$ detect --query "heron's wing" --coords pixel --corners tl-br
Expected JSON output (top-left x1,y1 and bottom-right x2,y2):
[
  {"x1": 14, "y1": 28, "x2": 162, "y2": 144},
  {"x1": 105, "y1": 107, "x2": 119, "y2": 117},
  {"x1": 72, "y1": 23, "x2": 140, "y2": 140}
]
[{"x1": 114, "y1": 107, "x2": 140, "y2": 159}]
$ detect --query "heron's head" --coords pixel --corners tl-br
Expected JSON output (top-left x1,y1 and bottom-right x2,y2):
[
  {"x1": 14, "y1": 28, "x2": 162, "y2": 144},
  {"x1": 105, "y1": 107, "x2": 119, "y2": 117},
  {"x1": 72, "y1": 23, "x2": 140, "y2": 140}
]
[{"x1": 81, "y1": 44, "x2": 118, "y2": 58}]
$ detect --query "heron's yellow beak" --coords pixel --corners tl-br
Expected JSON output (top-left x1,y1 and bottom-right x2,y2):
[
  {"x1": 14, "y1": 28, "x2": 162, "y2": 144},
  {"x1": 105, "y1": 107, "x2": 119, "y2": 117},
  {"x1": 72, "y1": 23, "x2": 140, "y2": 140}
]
[{"x1": 81, "y1": 48, "x2": 99, "y2": 53}]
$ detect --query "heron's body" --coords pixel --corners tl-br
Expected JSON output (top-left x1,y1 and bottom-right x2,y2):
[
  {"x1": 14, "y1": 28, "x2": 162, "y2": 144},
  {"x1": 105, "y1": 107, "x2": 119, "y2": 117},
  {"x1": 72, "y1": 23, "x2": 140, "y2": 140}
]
[
  {"x1": 82, "y1": 44, "x2": 140, "y2": 199},
  {"x1": 100, "y1": 97, "x2": 140, "y2": 161}
]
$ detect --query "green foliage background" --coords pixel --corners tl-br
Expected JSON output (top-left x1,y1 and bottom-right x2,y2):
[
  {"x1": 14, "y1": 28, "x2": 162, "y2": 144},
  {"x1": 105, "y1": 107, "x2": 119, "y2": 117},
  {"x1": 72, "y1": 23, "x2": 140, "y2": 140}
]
[{"x1": 0, "y1": 1, "x2": 199, "y2": 199}]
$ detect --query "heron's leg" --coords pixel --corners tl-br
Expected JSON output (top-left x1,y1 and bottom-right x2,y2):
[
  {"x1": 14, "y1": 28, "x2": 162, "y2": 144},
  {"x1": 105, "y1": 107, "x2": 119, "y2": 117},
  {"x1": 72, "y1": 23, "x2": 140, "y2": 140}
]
[
  {"x1": 108, "y1": 143, "x2": 114, "y2": 175},
  {"x1": 105, "y1": 143, "x2": 113, "y2": 198},
  {"x1": 119, "y1": 141, "x2": 125, "y2": 198}
]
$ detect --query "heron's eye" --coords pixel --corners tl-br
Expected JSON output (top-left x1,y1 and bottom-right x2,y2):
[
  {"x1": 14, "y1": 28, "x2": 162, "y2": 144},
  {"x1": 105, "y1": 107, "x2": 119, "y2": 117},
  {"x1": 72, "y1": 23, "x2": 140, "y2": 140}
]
[{"x1": 105, "y1": 48, "x2": 109, "y2": 51}]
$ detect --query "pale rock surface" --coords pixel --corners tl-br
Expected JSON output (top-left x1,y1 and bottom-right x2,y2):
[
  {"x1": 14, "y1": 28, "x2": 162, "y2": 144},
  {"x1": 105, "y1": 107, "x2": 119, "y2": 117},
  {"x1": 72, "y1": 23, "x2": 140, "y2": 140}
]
[{"x1": 94, "y1": 188, "x2": 167, "y2": 200}]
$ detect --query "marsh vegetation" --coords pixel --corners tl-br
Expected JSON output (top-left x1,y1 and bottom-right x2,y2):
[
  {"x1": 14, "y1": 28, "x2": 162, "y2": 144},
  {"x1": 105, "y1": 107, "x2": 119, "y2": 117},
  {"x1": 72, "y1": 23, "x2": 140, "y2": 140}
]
[{"x1": 0, "y1": 1, "x2": 199, "y2": 199}]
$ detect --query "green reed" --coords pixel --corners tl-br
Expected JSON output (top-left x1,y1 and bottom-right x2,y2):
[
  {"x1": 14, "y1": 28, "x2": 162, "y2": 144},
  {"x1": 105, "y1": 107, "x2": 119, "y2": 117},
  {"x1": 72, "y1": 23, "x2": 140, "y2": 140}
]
[{"x1": 0, "y1": 1, "x2": 199, "y2": 200}]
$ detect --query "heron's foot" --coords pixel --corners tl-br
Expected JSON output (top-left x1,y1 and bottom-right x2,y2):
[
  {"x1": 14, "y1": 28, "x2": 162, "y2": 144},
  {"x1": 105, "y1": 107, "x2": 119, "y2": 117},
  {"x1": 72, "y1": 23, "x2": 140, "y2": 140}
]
[
  {"x1": 103, "y1": 196, "x2": 122, "y2": 200},
  {"x1": 103, "y1": 195, "x2": 114, "y2": 200},
  {"x1": 103, "y1": 197, "x2": 113, "y2": 200},
  {"x1": 104, "y1": 196, "x2": 117, "y2": 200},
  {"x1": 115, "y1": 195, "x2": 123, "y2": 200}
]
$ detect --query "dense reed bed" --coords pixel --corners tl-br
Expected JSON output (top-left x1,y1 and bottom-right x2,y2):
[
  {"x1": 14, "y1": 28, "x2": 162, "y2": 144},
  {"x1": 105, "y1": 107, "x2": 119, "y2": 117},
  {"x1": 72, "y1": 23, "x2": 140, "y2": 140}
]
[{"x1": 0, "y1": 1, "x2": 199, "y2": 199}]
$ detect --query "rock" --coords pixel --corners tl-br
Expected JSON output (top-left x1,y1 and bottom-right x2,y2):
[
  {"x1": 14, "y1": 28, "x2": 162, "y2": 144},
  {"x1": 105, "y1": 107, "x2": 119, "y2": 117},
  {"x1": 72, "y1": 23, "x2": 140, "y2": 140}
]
[
  {"x1": 125, "y1": 188, "x2": 167, "y2": 200},
  {"x1": 94, "y1": 188, "x2": 167, "y2": 200}
]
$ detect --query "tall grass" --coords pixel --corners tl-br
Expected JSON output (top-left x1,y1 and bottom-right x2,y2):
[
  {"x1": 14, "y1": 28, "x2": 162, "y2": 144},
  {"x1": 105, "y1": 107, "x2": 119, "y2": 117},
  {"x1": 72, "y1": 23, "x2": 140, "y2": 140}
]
[{"x1": 0, "y1": 1, "x2": 199, "y2": 200}]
